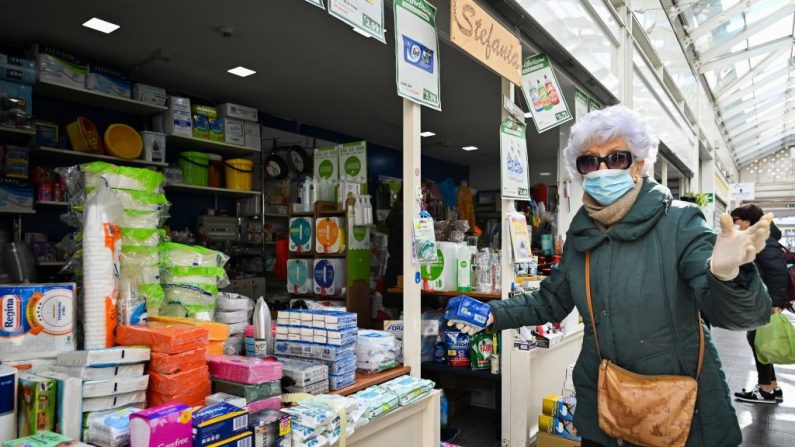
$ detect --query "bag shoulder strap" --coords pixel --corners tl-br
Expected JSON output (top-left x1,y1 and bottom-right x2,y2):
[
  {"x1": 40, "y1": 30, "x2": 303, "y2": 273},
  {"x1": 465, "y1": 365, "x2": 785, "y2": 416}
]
[{"x1": 585, "y1": 252, "x2": 705, "y2": 378}]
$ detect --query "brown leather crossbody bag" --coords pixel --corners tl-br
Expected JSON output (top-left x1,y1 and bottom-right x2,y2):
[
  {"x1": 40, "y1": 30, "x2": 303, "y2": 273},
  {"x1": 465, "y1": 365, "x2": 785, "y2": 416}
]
[{"x1": 585, "y1": 252, "x2": 704, "y2": 447}]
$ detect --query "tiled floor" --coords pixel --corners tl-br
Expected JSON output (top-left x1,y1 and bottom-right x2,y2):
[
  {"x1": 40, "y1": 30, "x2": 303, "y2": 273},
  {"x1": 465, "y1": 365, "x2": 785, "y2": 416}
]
[{"x1": 712, "y1": 315, "x2": 795, "y2": 447}]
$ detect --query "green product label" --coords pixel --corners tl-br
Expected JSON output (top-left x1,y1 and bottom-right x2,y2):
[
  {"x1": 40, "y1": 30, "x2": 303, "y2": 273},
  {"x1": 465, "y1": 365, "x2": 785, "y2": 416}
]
[
  {"x1": 421, "y1": 249, "x2": 444, "y2": 281},
  {"x1": 423, "y1": 89, "x2": 439, "y2": 103},
  {"x1": 363, "y1": 13, "x2": 381, "y2": 35},
  {"x1": 319, "y1": 160, "x2": 334, "y2": 179},
  {"x1": 353, "y1": 226, "x2": 367, "y2": 241},
  {"x1": 344, "y1": 156, "x2": 361, "y2": 177},
  {"x1": 555, "y1": 111, "x2": 570, "y2": 120}
]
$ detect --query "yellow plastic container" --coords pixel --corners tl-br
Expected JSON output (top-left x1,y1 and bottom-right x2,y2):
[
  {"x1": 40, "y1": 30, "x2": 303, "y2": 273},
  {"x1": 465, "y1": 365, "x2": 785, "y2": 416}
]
[
  {"x1": 104, "y1": 123, "x2": 143, "y2": 160},
  {"x1": 66, "y1": 116, "x2": 103, "y2": 153},
  {"x1": 224, "y1": 158, "x2": 253, "y2": 191}
]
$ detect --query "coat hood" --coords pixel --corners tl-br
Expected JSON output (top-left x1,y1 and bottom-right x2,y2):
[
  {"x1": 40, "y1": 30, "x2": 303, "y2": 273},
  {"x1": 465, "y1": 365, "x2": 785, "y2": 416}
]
[
  {"x1": 769, "y1": 222, "x2": 782, "y2": 242},
  {"x1": 568, "y1": 177, "x2": 673, "y2": 252}
]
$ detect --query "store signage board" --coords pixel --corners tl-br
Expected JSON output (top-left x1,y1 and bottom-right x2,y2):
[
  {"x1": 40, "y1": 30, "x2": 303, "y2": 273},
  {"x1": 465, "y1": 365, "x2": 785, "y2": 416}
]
[
  {"x1": 521, "y1": 54, "x2": 572, "y2": 133},
  {"x1": 574, "y1": 89, "x2": 589, "y2": 120},
  {"x1": 705, "y1": 192, "x2": 714, "y2": 203},
  {"x1": 730, "y1": 182, "x2": 755, "y2": 200},
  {"x1": 305, "y1": 0, "x2": 324, "y2": 8},
  {"x1": 500, "y1": 118, "x2": 530, "y2": 199},
  {"x1": 450, "y1": 0, "x2": 521, "y2": 85},
  {"x1": 394, "y1": 0, "x2": 441, "y2": 110},
  {"x1": 503, "y1": 96, "x2": 525, "y2": 122},
  {"x1": 328, "y1": 0, "x2": 386, "y2": 43}
]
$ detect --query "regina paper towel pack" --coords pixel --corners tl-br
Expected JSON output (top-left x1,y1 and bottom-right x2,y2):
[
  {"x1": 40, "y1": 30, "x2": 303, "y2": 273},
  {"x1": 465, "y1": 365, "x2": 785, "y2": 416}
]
[
  {"x1": 287, "y1": 259, "x2": 312, "y2": 295},
  {"x1": 0, "y1": 283, "x2": 76, "y2": 362}
]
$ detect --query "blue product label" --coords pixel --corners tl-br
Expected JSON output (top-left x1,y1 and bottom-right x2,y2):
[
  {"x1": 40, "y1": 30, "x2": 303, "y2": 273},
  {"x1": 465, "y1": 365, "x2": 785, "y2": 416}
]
[
  {"x1": 0, "y1": 284, "x2": 75, "y2": 337},
  {"x1": 402, "y1": 35, "x2": 434, "y2": 74},
  {"x1": 314, "y1": 260, "x2": 334, "y2": 288},
  {"x1": 0, "y1": 372, "x2": 14, "y2": 414}
]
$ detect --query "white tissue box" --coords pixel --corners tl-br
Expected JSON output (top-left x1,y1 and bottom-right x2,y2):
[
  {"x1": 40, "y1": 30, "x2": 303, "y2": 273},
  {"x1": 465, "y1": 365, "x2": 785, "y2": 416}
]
[
  {"x1": 56, "y1": 347, "x2": 151, "y2": 367},
  {"x1": 82, "y1": 375, "x2": 149, "y2": 398},
  {"x1": 218, "y1": 103, "x2": 259, "y2": 122}
]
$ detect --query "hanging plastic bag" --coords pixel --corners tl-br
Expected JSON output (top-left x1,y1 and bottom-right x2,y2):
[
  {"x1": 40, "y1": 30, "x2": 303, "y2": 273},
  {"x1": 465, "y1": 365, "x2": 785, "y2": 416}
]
[
  {"x1": 121, "y1": 228, "x2": 166, "y2": 247},
  {"x1": 755, "y1": 313, "x2": 795, "y2": 364}
]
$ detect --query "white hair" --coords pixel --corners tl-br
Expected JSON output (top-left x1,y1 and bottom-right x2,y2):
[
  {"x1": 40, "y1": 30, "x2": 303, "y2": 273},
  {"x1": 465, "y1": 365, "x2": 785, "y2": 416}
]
[{"x1": 563, "y1": 105, "x2": 659, "y2": 181}]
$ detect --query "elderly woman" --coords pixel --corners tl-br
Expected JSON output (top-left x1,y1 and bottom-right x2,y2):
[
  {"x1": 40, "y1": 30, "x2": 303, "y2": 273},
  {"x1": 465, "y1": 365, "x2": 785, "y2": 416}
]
[{"x1": 457, "y1": 106, "x2": 772, "y2": 447}]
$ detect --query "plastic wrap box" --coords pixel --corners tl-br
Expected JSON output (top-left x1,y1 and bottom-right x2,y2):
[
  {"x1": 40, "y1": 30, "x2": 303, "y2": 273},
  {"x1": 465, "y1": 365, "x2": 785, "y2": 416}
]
[
  {"x1": 56, "y1": 347, "x2": 151, "y2": 366},
  {"x1": 212, "y1": 378, "x2": 281, "y2": 402},
  {"x1": 192, "y1": 402, "x2": 249, "y2": 447},
  {"x1": 82, "y1": 375, "x2": 149, "y2": 398}
]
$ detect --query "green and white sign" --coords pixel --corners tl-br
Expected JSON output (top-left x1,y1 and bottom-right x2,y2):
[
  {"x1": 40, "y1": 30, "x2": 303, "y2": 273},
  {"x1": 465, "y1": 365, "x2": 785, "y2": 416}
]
[
  {"x1": 393, "y1": 0, "x2": 441, "y2": 110},
  {"x1": 499, "y1": 118, "x2": 530, "y2": 200},
  {"x1": 521, "y1": 54, "x2": 572, "y2": 133},
  {"x1": 575, "y1": 89, "x2": 589, "y2": 120},
  {"x1": 314, "y1": 146, "x2": 339, "y2": 180},
  {"x1": 305, "y1": 0, "x2": 324, "y2": 8},
  {"x1": 339, "y1": 141, "x2": 368, "y2": 184},
  {"x1": 588, "y1": 97, "x2": 602, "y2": 112},
  {"x1": 328, "y1": 0, "x2": 386, "y2": 43}
]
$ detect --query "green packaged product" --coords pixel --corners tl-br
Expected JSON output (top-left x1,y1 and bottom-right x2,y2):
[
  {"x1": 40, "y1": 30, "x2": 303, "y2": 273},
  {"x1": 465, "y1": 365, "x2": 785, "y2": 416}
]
[
  {"x1": 17, "y1": 374, "x2": 57, "y2": 436},
  {"x1": 469, "y1": 332, "x2": 494, "y2": 371},
  {"x1": 3, "y1": 431, "x2": 91, "y2": 447},
  {"x1": 212, "y1": 378, "x2": 281, "y2": 402}
]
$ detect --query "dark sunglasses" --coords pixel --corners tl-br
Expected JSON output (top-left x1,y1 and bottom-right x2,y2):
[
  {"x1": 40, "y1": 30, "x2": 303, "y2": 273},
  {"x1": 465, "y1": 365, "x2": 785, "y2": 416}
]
[{"x1": 576, "y1": 150, "x2": 634, "y2": 175}]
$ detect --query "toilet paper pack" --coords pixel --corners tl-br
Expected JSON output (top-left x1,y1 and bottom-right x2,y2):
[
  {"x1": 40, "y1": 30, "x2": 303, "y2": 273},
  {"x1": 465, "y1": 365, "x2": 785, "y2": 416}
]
[
  {"x1": 0, "y1": 283, "x2": 76, "y2": 361},
  {"x1": 56, "y1": 347, "x2": 151, "y2": 367}
]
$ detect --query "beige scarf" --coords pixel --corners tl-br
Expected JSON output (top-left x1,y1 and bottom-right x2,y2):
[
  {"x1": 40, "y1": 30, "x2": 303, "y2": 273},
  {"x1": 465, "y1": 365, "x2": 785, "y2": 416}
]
[{"x1": 583, "y1": 178, "x2": 643, "y2": 230}]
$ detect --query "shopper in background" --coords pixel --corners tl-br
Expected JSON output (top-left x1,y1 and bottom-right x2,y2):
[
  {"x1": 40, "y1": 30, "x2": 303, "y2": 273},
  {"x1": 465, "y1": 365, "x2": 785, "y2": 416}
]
[
  {"x1": 730, "y1": 204, "x2": 789, "y2": 404},
  {"x1": 453, "y1": 106, "x2": 772, "y2": 447}
]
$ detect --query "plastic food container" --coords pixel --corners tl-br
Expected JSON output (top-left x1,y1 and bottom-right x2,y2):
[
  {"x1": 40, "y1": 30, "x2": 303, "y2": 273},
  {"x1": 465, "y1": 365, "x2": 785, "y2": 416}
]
[
  {"x1": 104, "y1": 124, "x2": 143, "y2": 159},
  {"x1": 66, "y1": 116, "x2": 103, "y2": 153},
  {"x1": 208, "y1": 154, "x2": 223, "y2": 187},
  {"x1": 225, "y1": 158, "x2": 253, "y2": 191},
  {"x1": 178, "y1": 151, "x2": 210, "y2": 186}
]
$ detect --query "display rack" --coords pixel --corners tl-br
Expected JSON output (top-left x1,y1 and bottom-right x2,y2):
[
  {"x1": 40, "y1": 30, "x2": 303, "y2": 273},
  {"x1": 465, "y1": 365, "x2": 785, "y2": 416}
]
[
  {"x1": 166, "y1": 134, "x2": 261, "y2": 156},
  {"x1": 33, "y1": 146, "x2": 169, "y2": 168},
  {"x1": 35, "y1": 79, "x2": 167, "y2": 115},
  {"x1": 386, "y1": 287, "x2": 501, "y2": 301},
  {"x1": 165, "y1": 183, "x2": 262, "y2": 197}
]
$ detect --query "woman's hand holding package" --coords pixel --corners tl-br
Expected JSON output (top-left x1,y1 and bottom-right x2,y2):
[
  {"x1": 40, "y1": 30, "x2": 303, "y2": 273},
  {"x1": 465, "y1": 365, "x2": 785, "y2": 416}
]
[
  {"x1": 446, "y1": 312, "x2": 494, "y2": 335},
  {"x1": 710, "y1": 212, "x2": 773, "y2": 281}
]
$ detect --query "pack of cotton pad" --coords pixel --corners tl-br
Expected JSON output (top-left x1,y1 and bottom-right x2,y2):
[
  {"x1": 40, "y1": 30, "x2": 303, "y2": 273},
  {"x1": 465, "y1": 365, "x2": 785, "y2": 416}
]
[
  {"x1": 82, "y1": 375, "x2": 149, "y2": 398},
  {"x1": 48, "y1": 363, "x2": 145, "y2": 380}
]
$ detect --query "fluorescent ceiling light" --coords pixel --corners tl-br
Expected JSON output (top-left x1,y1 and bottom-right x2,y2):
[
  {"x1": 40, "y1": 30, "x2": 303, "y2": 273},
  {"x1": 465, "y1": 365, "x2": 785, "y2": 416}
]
[
  {"x1": 82, "y1": 18, "x2": 120, "y2": 34},
  {"x1": 462, "y1": 146, "x2": 478, "y2": 151},
  {"x1": 539, "y1": 172, "x2": 552, "y2": 176},
  {"x1": 227, "y1": 66, "x2": 256, "y2": 77},
  {"x1": 420, "y1": 131, "x2": 436, "y2": 137}
]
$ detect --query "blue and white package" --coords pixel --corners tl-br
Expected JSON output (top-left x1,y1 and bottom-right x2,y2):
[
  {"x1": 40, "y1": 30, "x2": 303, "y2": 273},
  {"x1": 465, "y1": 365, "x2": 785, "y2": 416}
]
[
  {"x1": 0, "y1": 283, "x2": 76, "y2": 361},
  {"x1": 444, "y1": 295, "x2": 491, "y2": 329},
  {"x1": 325, "y1": 327, "x2": 357, "y2": 346},
  {"x1": 402, "y1": 35, "x2": 435, "y2": 74},
  {"x1": 320, "y1": 311, "x2": 357, "y2": 330},
  {"x1": 192, "y1": 402, "x2": 249, "y2": 447},
  {"x1": 86, "y1": 65, "x2": 131, "y2": 98},
  {"x1": 85, "y1": 407, "x2": 139, "y2": 447},
  {"x1": 328, "y1": 372, "x2": 356, "y2": 391},
  {"x1": 275, "y1": 341, "x2": 355, "y2": 362},
  {"x1": 281, "y1": 402, "x2": 335, "y2": 429},
  {"x1": 353, "y1": 387, "x2": 399, "y2": 419},
  {"x1": 356, "y1": 331, "x2": 398, "y2": 373},
  {"x1": 379, "y1": 376, "x2": 435, "y2": 406},
  {"x1": 323, "y1": 355, "x2": 356, "y2": 376}
]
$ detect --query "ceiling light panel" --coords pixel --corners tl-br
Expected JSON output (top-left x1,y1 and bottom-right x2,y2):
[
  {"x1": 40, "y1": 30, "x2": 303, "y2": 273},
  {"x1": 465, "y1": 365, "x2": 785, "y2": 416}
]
[
  {"x1": 420, "y1": 131, "x2": 435, "y2": 137},
  {"x1": 227, "y1": 66, "x2": 256, "y2": 77},
  {"x1": 82, "y1": 17, "x2": 120, "y2": 34},
  {"x1": 462, "y1": 146, "x2": 478, "y2": 151}
]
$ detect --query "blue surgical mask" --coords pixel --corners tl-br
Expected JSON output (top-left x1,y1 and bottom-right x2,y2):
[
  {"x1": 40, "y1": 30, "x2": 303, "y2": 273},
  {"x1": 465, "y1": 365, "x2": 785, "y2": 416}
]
[{"x1": 583, "y1": 169, "x2": 635, "y2": 205}]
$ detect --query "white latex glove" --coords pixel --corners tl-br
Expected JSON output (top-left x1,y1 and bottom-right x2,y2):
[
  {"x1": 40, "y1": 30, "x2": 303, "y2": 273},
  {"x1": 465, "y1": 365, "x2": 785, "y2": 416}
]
[
  {"x1": 710, "y1": 212, "x2": 773, "y2": 281},
  {"x1": 446, "y1": 313, "x2": 494, "y2": 335}
]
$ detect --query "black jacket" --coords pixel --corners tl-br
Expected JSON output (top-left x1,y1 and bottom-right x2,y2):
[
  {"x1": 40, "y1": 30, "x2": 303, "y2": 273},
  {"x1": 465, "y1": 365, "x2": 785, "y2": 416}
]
[{"x1": 755, "y1": 222, "x2": 789, "y2": 308}]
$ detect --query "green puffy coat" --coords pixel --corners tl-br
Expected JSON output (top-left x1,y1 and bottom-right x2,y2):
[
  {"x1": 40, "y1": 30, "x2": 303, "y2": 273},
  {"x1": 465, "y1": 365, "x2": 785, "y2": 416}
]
[{"x1": 489, "y1": 178, "x2": 770, "y2": 447}]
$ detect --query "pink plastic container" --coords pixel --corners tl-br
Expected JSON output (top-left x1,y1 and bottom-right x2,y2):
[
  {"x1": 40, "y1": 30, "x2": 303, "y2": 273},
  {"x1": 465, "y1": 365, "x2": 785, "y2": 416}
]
[{"x1": 207, "y1": 354, "x2": 283, "y2": 384}]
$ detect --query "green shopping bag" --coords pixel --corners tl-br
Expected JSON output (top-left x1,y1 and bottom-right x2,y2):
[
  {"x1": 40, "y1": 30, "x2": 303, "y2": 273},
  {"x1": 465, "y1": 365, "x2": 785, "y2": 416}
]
[{"x1": 755, "y1": 313, "x2": 795, "y2": 364}]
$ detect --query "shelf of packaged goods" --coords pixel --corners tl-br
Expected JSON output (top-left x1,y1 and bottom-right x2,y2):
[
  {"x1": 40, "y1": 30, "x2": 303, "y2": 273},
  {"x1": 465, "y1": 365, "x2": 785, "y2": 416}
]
[
  {"x1": 386, "y1": 288, "x2": 501, "y2": 301},
  {"x1": 33, "y1": 146, "x2": 169, "y2": 168},
  {"x1": 164, "y1": 183, "x2": 261, "y2": 197},
  {"x1": 330, "y1": 366, "x2": 412, "y2": 396},
  {"x1": 35, "y1": 79, "x2": 168, "y2": 115},
  {"x1": 166, "y1": 134, "x2": 261, "y2": 156},
  {"x1": 35, "y1": 200, "x2": 69, "y2": 207},
  {"x1": 421, "y1": 361, "x2": 500, "y2": 380},
  {"x1": 317, "y1": 209, "x2": 345, "y2": 217}
]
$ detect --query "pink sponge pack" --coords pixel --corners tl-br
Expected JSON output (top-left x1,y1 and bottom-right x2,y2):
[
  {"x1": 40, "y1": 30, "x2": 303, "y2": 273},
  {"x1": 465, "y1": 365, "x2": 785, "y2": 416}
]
[{"x1": 207, "y1": 355, "x2": 283, "y2": 384}]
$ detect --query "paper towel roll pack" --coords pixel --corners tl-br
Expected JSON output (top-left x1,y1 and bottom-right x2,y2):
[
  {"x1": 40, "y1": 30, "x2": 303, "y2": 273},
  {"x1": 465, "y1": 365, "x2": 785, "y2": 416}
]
[
  {"x1": 289, "y1": 217, "x2": 313, "y2": 253},
  {"x1": 0, "y1": 283, "x2": 76, "y2": 362},
  {"x1": 286, "y1": 259, "x2": 312, "y2": 295},
  {"x1": 420, "y1": 242, "x2": 459, "y2": 292},
  {"x1": 315, "y1": 217, "x2": 345, "y2": 254},
  {"x1": 313, "y1": 259, "x2": 345, "y2": 297}
]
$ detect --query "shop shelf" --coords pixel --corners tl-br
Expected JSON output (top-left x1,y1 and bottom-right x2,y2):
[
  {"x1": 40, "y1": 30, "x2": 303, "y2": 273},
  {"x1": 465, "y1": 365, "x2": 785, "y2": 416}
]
[
  {"x1": 37, "y1": 261, "x2": 66, "y2": 267},
  {"x1": 33, "y1": 146, "x2": 169, "y2": 168},
  {"x1": 0, "y1": 207, "x2": 35, "y2": 215},
  {"x1": 0, "y1": 126, "x2": 35, "y2": 143},
  {"x1": 421, "y1": 361, "x2": 500, "y2": 380},
  {"x1": 264, "y1": 213, "x2": 288, "y2": 218},
  {"x1": 330, "y1": 365, "x2": 412, "y2": 396},
  {"x1": 35, "y1": 79, "x2": 167, "y2": 115},
  {"x1": 164, "y1": 183, "x2": 261, "y2": 197},
  {"x1": 386, "y1": 288, "x2": 502, "y2": 301},
  {"x1": 289, "y1": 211, "x2": 314, "y2": 217},
  {"x1": 166, "y1": 134, "x2": 261, "y2": 156},
  {"x1": 36, "y1": 200, "x2": 69, "y2": 207}
]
